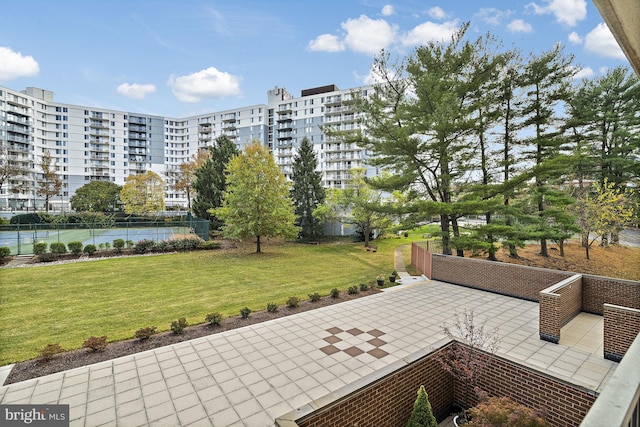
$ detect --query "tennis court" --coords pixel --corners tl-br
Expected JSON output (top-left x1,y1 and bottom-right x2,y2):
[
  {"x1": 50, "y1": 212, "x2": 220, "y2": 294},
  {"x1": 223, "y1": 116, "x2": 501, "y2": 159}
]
[{"x1": 0, "y1": 221, "x2": 207, "y2": 255}]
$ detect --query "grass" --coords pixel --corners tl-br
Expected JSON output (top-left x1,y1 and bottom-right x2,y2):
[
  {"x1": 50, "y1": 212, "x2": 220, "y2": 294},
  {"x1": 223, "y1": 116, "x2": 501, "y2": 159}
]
[{"x1": 0, "y1": 240, "x2": 395, "y2": 365}]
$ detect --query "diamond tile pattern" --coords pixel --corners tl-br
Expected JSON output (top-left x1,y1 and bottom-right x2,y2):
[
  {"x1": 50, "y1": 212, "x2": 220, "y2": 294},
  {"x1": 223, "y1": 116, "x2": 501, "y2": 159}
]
[{"x1": 320, "y1": 328, "x2": 389, "y2": 359}]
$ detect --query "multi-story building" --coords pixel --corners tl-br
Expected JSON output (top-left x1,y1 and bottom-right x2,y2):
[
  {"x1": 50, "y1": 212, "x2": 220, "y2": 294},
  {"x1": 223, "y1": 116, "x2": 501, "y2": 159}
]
[{"x1": 0, "y1": 83, "x2": 372, "y2": 211}]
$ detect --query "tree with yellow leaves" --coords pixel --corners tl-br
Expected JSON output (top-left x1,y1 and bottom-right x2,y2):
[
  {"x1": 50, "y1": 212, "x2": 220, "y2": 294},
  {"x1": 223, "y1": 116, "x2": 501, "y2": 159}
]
[
  {"x1": 120, "y1": 171, "x2": 166, "y2": 216},
  {"x1": 173, "y1": 149, "x2": 210, "y2": 211}
]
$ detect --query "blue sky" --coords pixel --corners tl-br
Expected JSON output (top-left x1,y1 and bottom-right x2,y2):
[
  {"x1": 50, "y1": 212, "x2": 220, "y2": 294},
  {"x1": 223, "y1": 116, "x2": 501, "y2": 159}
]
[{"x1": 0, "y1": 0, "x2": 630, "y2": 118}]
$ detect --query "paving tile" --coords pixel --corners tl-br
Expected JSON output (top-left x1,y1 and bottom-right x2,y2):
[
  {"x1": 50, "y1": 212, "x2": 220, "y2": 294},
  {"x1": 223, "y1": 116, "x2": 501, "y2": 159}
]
[
  {"x1": 210, "y1": 407, "x2": 240, "y2": 425},
  {"x1": 173, "y1": 393, "x2": 201, "y2": 412},
  {"x1": 116, "y1": 410, "x2": 148, "y2": 427},
  {"x1": 146, "y1": 400, "x2": 178, "y2": 422},
  {"x1": 202, "y1": 394, "x2": 231, "y2": 415},
  {"x1": 116, "y1": 398, "x2": 146, "y2": 417},
  {"x1": 143, "y1": 389, "x2": 172, "y2": 407}
]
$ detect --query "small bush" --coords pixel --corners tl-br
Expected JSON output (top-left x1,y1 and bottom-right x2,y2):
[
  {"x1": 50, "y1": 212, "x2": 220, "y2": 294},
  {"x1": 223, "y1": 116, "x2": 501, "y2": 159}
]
[
  {"x1": 200, "y1": 241, "x2": 221, "y2": 250},
  {"x1": 308, "y1": 292, "x2": 321, "y2": 302},
  {"x1": 126, "y1": 240, "x2": 135, "y2": 248},
  {"x1": 49, "y1": 242, "x2": 67, "y2": 254},
  {"x1": 266, "y1": 302, "x2": 279, "y2": 313},
  {"x1": 113, "y1": 238, "x2": 125, "y2": 253},
  {"x1": 83, "y1": 335, "x2": 108, "y2": 352},
  {"x1": 205, "y1": 312, "x2": 224, "y2": 326},
  {"x1": 359, "y1": 283, "x2": 369, "y2": 291},
  {"x1": 104, "y1": 242, "x2": 111, "y2": 250},
  {"x1": 286, "y1": 296, "x2": 300, "y2": 308},
  {"x1": 134, "y1": 239, "x2": 156, "y2": 254},
  {"x1": 240, "y1": 307, "x2": 252, "y2": 319},
  {"x1": 68, "y1": 241, "x2": 83, "y2": 255},
  {"x1": 83, "y1": 244, "x2": 97, "y2": 255},
  {"x1": 40, "y1": 343, "x2": 65, "y2": 361},
  {"x1": 347, "y1": 285, "x2": 359, "y2": 295},
  {"x1": 330, "y1": 288, "x2": 340, "y2": 298},
  {"x1": 39, "y1": 252, "x2": 57, "y2": 262},
  {"x1": 98, "y1": 243, "x2": 105, "y2": 250},
  {"x1": 33, "y1": 242, "x2": 47, "y2": 255},
  {"x1": 0, "y1": 246, "x2": 10, "y2": 259},
  {"x1": 134, "y1": 326, "x2": 157, "y2": 340},
  {"x1": 170, "y1": 317, "x2": 188, "y2": 334}
]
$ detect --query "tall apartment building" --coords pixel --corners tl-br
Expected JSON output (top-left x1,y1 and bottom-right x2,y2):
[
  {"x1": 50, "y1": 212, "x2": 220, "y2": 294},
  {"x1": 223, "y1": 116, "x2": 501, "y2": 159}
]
[{"x1": 0, "y1": 83, "x2": 372, "y2": 211}]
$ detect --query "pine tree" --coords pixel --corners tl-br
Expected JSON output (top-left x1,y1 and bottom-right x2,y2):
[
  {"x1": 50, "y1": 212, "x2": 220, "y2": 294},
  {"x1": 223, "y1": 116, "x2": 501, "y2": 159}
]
[
  {"x1": 291, "y1": 137, "x2": 325, "y2": 238},
  {"x1": 192, "y1": 135, "x2": 238, "y2": 229},
  {"x1": 406, "y1": 385, "x2": 437, "y2": 427}
]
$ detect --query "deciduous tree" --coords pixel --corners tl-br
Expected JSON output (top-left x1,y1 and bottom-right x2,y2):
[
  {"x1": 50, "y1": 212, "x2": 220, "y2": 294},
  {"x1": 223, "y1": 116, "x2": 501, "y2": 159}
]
[
  {"x1": 212, "y1": 141, "x2": 298, "y2": 253},
  {"x1": 70, "y1": 181, "x2": 121, "y2": 212},
  {"x1": 36, "y1": 151, "x2": 62, "y2": 213},
  {"x1": 174, "y1": 149, "x2": 210, "y2": 211},
  {"x1": 120, "y1": 171, "x2": 165, "y2": 216}
]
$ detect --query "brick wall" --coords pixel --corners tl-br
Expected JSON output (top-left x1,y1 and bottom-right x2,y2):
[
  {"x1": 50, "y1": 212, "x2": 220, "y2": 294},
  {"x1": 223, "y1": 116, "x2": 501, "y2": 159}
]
[
  {"x1": 431, "y1": 255, "x2": 572, "y2": 301},
  {"x1": 603, "y1": 304, "x2": 640, "y2": 362},
  {"x1": 539, "y1": 275, "x2": 583, "y2": 343},
  {"x1": 582, "y1": 275, "x2": 640, "y2": 315},
  {"x1": 411, "y1": 242, "x2": 433, "y2": 278},
  {"x1": 294, "y1": 343, "x2": 596, "y2": 427},
  {"x1": 296, "y1": 346, "x2": 454, "y2": 427}
]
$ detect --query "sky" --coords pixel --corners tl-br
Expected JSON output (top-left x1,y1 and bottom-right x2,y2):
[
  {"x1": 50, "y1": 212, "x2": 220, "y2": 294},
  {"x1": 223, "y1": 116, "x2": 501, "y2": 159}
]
[{"x1": 0, "y1": 0, "x2": 631, "y2": 118}]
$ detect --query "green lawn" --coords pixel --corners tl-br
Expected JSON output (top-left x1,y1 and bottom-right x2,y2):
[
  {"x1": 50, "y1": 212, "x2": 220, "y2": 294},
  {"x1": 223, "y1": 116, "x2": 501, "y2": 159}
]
[{"x1": 0, "y1": 239, "x2": 405, "y2": 365}]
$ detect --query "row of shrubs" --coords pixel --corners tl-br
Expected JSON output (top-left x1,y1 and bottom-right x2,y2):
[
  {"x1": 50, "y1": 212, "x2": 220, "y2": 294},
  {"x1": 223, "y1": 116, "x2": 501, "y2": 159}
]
[
  {"x1": 26, "y1": 238, "x2": 220, "y2": 260},
  {"x1": 38, "y1": 284, "x2": 374, "y2": 361}
]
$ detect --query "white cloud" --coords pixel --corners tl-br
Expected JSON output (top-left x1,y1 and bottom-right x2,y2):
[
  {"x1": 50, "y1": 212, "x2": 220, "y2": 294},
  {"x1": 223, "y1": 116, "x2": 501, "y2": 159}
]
[
  {"x1": 0, "y1": 47, "x2": 39, "y2": 81},
  {"x1": 167, "y1": 67, "x2": 242, "y2": 103},
  {"x1": 341, "y1": 15, "x2": 397, "y2": 55},
  {"x1": 568, "y1": 31, "x2": 583, "y2": 44},
  {"x1": 307, "y1": 34, "x2": 345, "y2": 52},
  {"x1": 527, "y1": 0, "x2": 586, "y2": 27},
  {"x1": 116, "y1": 83, "x2": 156, "y2": 100},
  {"x1": 381, "y1": 5, "x2": 394, "y2": 16},
  {"x1": 584, "y1": 23, "x2": 626, "y2": 59},
  {"x1": 507, "y1": 19, "x2": 533, "y2": 33},
  {"x1": 427, "y1": 6, "x2": 446, "y2": 20},
  {"x1": 572, "y1": 66, "x2": 594, "y2": 79},
  {"x1": 474, "y1": 8, "x2": 513, "y2": 26},
  {"x1": 402, "y1": 20, "x2": 458, "y2": 46}
]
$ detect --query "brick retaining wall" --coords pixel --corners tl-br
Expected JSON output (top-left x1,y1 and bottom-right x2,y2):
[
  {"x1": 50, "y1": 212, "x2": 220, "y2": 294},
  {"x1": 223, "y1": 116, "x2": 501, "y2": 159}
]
[
  {"x1": 539, "y1": 275, "x2": 583, "y2": 343},
  {"x1": 582, "y1": 275, "x2": 640, "y2": 315}
]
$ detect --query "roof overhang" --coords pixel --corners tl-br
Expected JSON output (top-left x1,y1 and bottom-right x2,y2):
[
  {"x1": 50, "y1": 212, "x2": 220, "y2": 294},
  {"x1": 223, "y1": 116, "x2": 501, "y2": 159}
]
[{"x1": 592, "y1": 0, "x2": 640, "y2": 77}]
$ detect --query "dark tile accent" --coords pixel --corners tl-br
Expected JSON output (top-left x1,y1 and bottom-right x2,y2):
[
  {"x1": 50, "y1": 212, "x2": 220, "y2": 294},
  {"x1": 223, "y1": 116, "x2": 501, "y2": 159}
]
[
  {"x1": 319, "y1": 345, "x2": 340, "y2": 355},
  {"x1": 367, "y1": 338, "x2": 387, "y2": 347},
  {"x1": 368, "y1": 329, "x2": 385, "y2": 337},
  {"x1": 346, "y1": 328, "x2": 364, "y2": 336},
  {"x1": 368, "y1": 348, "x2": 389, "y2": 359},
  {"x1": 323, "y1": 335, "x2": 342, "y2": 344},
  {"x1": 326, "y1": 327, "x2": 343, "y2": 334},
  {"x1": 344, "y1": 346, "x2": 364, "y2": 357}
]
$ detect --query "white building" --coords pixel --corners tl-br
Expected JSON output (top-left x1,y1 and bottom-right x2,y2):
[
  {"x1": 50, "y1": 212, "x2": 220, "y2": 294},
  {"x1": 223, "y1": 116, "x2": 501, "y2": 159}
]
[{"x1": 0, "y1": 83, "x2": 373, "y2": 211}]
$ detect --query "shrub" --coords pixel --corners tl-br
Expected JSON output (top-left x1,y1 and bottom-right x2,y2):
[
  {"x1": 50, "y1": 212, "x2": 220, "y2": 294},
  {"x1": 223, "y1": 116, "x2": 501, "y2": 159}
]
[
  {"x1": 68, "y1": 241, "x2": 83, "y2": 255},
  {"x1": 126, "y1": 240, "x2": 135, "y2": 248},
  {"x1": 359, "y1": 283, "x2": 369, "y2": 291},
  {"x1": 286, "y1": 296, "x2": 300, "y2": 308},
  {"x1": 170, "y1": 317, "x2": 188, "y2": 334},
  {"x1": 134, "y1": 239, "x2": 156, "y2": 254},
  {"x1": 308, "y1": 292, "x2": 321, "y2": 302},
  {"x1": 468, "y1": 396, "x2": 549, "y2": 427},
  {"x1": 240, "y1": 307, "x2": 252, "y2": 319},
  {"x1": 205, "y1": 312, "x2": 224, "y2": 326},
  {"x1": 39, "y1": 252, "x2": 57, "y2": 262},
  {"x1": 49, "y1": 242, "x2": 67, "y2": 254},
  {"x1": 113, "y1": 238, "x2": 125, "y2": 253},
  {"x1": 40, "y1": 343, "x2": 65, "y2": 361},
  {"x1": 104, "y1": 242, "x2": 111, "y2": 250},
  {"x1": 330, "y1": 288, "x2": 340, "y2": 298},
  {"x1": 83, "y1": 244, "x2": 97, "y2": 255},
  {"x1": 200, "y1": 241, "x2": 221, "y2": 250},
  {"x1": 0, "y1": 246, "x2": 10, "y2": 259},
  {"x1": 347, "y1": 285, "x2": 359, "y2": 295},
  {"x1": 134, "y1": 326, "x2": 157, "y2": 340},
  {"x1": 266, "y1": 302, "x2": 279, "y2": 313},
  {"x1": 83, "y1": 335, "x2": 108, "y2": 352},
  {"x1": 33, "y1": 242, "x2": 47, "y2": 255},
  {"x1": 406, "y1": 385, "x2": 437, "y2": 427}
]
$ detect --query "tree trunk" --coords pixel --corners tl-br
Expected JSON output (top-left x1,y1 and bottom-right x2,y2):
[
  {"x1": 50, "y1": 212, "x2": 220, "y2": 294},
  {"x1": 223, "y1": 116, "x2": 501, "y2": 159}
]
[
  {"x1": 256, "y1": 235, "x2": 261, "y2": 253},
  {"x1": 540, "y1": 238, "x2": 548, "y2": 257},
  {"x1": 559, "y1": 240, "x2": 565, "y2": 257},
  {"x1": 440, "y1": 214, "x2": 452, "y2": 255},
  {"x1": 451, "y1": 217, "x2": 464, "y2": 257},
  {"x1": 585, "y1": 244, "x2": 590, "y2": 260},
  {"x1": 363, "y1": 225, "x2": 370, "y2": 248}
]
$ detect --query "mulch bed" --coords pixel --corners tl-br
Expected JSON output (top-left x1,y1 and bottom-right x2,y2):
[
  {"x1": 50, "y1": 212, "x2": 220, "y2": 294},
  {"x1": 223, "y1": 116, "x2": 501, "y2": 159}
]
[{"x1": 4, "y1": 288, "x2": 381, "y2": 385}]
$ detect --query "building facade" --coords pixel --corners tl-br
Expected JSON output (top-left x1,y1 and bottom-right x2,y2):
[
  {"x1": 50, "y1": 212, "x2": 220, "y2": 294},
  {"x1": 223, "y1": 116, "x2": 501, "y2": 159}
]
[{"x1": 0, "y1": 83, "x2": 373, "y2": 211}]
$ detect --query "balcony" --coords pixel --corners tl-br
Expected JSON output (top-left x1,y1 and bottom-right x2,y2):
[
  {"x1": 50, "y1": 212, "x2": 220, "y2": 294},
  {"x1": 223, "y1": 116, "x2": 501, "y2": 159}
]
[
  {"x1": 222, "y1": 113, "x2": 236, "y2": 122},
  {"x1": 7, "y1": 134, "x2": 31, "y2": 144},
  {"x1": 276, "y1": 114, "x2": 293, "y2": 122},
  {"x1": 6, "y1": 115, "x2": 30, "y2": 125}
]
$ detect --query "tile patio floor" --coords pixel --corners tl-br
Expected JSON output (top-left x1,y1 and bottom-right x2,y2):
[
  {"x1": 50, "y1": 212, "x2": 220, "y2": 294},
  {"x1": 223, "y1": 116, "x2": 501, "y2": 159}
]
[{"x1": 0, "y1": 279, "x2": 617, "y2": 426}]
